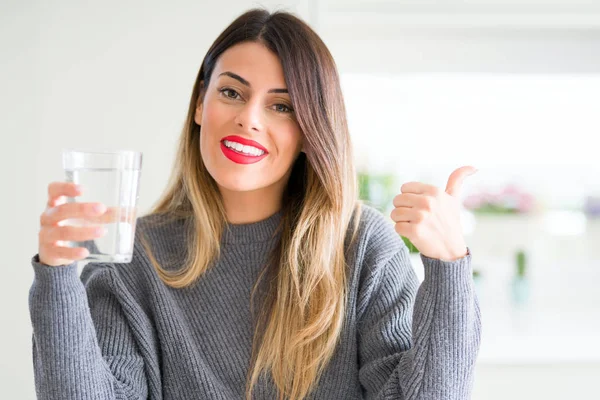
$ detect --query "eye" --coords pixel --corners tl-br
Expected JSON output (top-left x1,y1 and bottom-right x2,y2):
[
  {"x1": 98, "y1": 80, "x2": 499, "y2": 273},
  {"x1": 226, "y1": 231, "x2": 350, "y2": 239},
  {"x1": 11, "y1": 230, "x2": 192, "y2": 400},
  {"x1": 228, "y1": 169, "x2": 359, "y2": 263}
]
[
  {"x1": 273, "y1": 103, "x2": 293, "y2": 113},
  {"x1": 219, "y1": 88, "x2": 241, "y2": 100}
]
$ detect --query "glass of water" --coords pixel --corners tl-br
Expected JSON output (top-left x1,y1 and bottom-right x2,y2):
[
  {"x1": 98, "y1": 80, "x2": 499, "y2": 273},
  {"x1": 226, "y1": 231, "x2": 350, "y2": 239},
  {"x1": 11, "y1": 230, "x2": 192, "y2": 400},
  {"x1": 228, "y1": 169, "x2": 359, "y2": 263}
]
[{"x1": 62, "y1": 149, "x2": 143, "y2": 263}]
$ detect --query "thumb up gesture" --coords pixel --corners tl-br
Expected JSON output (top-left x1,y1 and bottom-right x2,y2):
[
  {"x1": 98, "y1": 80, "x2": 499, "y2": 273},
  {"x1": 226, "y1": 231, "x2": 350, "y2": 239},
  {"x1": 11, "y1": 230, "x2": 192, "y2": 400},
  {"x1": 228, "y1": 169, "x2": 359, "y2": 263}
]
[{"x1": 390, "y1": 166, "x2": 477, "y2": 261}]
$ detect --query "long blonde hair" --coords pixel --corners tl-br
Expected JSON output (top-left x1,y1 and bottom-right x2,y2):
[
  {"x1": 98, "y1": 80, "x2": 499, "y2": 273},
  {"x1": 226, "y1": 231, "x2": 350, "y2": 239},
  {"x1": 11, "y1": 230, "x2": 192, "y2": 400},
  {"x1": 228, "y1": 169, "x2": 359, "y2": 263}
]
[{"x1": 138, "y1": 9, "x2": 362, "y2": 399}]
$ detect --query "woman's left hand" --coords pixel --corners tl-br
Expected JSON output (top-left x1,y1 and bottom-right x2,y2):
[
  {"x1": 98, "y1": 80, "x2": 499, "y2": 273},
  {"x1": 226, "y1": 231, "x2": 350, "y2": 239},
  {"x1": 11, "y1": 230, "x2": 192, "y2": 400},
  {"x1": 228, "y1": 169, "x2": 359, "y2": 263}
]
[{"x1": 390, "y1": 166, "x2": 477, "y2": 261}]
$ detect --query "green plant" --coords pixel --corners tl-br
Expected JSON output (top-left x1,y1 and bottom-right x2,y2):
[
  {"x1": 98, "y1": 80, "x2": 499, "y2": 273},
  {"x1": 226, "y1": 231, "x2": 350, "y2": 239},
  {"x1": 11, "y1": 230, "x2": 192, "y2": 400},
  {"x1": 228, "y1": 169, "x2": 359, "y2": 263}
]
[
  {"x1": 357, "y1": 172, "x2": 396, "y2": 212},
  {"x1": 401, "y1": 236, "x2": 420, "y2": 254},
  {"x1": 471, "y1": 204, "x2": 521, "y2": 215},
  {"x1": 516, "y1": 250, "x2": 527, "y2": 278}
]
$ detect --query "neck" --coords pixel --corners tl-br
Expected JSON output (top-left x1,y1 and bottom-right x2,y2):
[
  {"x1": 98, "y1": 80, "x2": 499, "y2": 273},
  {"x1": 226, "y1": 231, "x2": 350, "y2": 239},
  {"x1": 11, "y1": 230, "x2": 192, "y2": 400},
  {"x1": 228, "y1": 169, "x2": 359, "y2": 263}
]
[{"x1": 219, "y1": 185, "x2": 284, "y2": 224}]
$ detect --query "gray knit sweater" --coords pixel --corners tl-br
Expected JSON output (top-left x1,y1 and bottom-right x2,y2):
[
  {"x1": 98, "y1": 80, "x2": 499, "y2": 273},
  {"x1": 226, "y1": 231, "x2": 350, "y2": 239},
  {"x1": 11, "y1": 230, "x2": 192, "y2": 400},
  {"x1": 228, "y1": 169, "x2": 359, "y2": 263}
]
[{"x1": 29, "y1": 204, "x2": 481, "y2": 399}]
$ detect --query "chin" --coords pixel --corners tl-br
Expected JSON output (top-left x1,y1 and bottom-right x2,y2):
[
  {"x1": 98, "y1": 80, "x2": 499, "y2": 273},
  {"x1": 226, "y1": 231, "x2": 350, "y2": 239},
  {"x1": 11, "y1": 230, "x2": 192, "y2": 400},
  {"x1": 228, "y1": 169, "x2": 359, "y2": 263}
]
[{"x1": 214, "y1": 173, "x2": 266, "y2": 193}]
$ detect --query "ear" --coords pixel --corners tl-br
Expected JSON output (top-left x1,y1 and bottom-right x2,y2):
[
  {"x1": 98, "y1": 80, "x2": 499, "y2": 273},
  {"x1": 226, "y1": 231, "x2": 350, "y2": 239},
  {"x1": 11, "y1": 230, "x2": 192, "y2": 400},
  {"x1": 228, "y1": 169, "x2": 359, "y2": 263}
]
[{"x1": 194, "y1": 81, "x2": 205, "y2": 126}]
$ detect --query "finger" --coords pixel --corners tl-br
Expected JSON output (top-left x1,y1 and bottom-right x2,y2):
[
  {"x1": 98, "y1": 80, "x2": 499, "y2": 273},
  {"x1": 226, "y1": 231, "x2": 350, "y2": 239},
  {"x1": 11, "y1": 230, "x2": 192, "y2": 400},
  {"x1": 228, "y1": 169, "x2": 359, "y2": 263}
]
[
  {"x1": 445, "y1": 166, "x2": 477, "y2": 197},
  {"x1": 40, "y1": 225, "x2": 107, "y2": 245},
  {"x1": 47, "y1": 182, "x2": 82, "y2": 207},
  {"x1": 392, "y1": 193, "x2": 430, "y2": 208},
  {"x1": 390, "y1": 207, "x2": 411, "y2": 223},
  {"x1": 40, "y1": 243, "x2": 90, "y2": 261},
  {"x1": 400, "y1": 182, "x2": 438, "y2": 196},
  {"x1": 390, "y1": 207, "x2": 425, "y2": 223},
  {"x1": 394, "y1": 221, "x2": 417, "y2": 237},
  {"x1": 41, "y1": 202, "x2": 107, "y2": 226},
  {"x1": 86, "y1": 206, "x2": 137, "y2": 224}
]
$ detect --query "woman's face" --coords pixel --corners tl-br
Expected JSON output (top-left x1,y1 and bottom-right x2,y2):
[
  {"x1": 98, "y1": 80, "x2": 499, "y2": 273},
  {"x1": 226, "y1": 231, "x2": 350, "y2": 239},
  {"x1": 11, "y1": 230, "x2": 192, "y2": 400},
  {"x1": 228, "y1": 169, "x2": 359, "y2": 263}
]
[{"x1": 195, "y1": 41, "x2": 304, "y2": 196}]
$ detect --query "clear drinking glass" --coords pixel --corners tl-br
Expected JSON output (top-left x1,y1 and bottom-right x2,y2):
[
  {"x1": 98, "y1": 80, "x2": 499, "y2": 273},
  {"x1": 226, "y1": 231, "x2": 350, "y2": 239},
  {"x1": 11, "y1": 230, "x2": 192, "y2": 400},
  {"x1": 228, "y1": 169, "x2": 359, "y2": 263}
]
[{"x1": 62, "y1": 149, "x2": 143, "y2": 263}]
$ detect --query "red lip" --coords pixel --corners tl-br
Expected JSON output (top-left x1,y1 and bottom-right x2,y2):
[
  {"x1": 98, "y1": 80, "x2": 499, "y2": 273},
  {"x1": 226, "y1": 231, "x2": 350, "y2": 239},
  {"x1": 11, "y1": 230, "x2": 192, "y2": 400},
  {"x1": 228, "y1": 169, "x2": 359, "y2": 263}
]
[
  {"x1": 220, "y1": 142, "x2": 268, "y2": 165},
  {"x1": 221, "y1": 135, "x2": 268, "y2": 153}
]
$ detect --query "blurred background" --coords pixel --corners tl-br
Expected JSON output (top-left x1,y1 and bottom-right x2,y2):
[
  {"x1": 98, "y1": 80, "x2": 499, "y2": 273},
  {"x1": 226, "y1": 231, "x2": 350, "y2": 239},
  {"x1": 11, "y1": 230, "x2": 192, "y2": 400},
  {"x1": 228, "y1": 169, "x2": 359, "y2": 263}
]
[{"x1": 2, "y1": 0, "x2": 599, "y2": 399}]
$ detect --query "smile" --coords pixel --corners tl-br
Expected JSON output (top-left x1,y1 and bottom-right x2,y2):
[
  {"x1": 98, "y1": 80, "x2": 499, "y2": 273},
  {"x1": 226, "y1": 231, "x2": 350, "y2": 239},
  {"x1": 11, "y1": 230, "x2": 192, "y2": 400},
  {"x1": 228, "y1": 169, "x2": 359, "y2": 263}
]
[
  {"x1": 222, "y1": 140, "x2": 265, "y2": 156},
  {"x1": 220, "y1": 136, "x2": 269, "y2": 165}
]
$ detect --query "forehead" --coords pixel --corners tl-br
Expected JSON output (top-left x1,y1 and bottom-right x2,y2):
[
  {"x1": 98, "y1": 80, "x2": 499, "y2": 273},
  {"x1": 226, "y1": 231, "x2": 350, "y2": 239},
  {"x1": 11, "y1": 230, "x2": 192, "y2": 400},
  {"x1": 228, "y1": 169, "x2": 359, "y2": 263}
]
[{"x1": 213, "y1": 41, "x2": 287, "y2": 88}]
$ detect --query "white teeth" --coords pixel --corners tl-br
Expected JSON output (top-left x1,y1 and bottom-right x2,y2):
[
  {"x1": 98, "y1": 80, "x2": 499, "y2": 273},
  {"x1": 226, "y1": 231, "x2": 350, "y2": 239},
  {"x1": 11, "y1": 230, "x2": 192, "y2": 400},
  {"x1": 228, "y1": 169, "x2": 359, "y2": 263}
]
[{"x1": 223, "y1": 140, "x2": 265, "y2": 156}]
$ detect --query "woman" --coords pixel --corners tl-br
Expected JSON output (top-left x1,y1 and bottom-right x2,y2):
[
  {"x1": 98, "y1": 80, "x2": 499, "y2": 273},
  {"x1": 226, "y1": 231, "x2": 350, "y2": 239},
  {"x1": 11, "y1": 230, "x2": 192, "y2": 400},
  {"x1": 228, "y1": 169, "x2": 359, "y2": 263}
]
[{"x1": 31, "y1": 8, "x2": 481, "y2": 400}]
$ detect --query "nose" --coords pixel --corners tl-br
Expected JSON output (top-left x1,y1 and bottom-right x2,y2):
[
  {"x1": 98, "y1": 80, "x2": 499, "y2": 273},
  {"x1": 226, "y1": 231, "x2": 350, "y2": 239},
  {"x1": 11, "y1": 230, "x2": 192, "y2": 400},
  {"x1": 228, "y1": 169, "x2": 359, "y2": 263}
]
[{"x1": 234, "y1": 100, "x2": 264, "y2": 133}]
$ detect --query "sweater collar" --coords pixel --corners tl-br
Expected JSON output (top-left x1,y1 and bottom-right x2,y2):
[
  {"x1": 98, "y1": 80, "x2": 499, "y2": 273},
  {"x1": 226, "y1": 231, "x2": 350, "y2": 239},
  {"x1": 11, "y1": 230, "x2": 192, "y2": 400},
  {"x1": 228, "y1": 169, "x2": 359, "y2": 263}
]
[{"x1": 221, "y1": 209, "x2": 283, "y2": 244}]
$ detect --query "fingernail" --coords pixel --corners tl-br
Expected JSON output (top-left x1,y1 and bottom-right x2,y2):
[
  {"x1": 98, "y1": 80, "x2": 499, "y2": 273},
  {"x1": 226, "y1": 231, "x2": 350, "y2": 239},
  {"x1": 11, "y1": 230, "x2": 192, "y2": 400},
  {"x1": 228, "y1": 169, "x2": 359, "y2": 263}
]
[
  {"x1": 94, "y1": 226, "x2": 108, "y2": 236},
  {"x1": 93, "y1": 204, "x2": 107, "y2": 214},
  {"x1": 74, "y1": 184, "x2": 83, "y2": 193}
]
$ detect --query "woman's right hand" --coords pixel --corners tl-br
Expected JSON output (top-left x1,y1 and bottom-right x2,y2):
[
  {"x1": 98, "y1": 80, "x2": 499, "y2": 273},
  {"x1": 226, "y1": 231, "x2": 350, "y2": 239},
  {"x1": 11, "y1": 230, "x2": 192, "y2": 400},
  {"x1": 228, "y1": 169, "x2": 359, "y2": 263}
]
[{"x1": 38, "y1": 182, "x2": 109, "y2": 267}]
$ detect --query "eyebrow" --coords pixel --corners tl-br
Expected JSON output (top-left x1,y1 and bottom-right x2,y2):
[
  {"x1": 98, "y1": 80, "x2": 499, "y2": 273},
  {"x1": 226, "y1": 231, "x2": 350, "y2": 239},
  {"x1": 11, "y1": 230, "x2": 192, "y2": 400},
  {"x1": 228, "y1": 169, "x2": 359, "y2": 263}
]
[{"x1": 218, "y1": 71, "x2": 288, "y2": 94}]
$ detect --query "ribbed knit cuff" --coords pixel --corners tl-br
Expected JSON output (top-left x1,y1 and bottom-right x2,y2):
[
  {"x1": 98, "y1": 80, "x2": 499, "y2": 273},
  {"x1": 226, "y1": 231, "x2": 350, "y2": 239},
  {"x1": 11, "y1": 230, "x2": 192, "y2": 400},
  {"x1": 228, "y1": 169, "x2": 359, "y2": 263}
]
[
  {"x1": 30, "y1": 254, "x2": 82, "y2": 295},
  {"x1": 420, "y1": 249, "x2": 473, "y2": 295}
]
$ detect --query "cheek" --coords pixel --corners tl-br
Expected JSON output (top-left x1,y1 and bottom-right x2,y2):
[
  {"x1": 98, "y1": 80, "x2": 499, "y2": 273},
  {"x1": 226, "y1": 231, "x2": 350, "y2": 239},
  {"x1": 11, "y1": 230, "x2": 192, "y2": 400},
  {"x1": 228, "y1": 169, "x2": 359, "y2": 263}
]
[
  {"x1": 200, "y1": 102, "x2": 232, "y2": 157},
  {"x1": 202, "y1": 101, "x2": 230, "y2": 133},
  {"x1": 271, "y1": 118, "x2": 302, "y2": 154},
  {"x1": 280, "y1": 128, "x2": 303, "y2": 159}
]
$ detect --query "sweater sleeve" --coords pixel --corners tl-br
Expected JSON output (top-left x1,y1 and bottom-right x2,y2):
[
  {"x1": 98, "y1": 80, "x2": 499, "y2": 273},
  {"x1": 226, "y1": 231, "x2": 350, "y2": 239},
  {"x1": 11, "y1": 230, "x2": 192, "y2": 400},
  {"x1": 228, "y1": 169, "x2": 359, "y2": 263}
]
[
  {"x1": 28, "y1": 254, "x2": 149, "y2": 400},
  {"x1": 357, "y1": 246, "x2": 481, "y2": 399}
]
